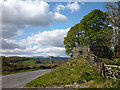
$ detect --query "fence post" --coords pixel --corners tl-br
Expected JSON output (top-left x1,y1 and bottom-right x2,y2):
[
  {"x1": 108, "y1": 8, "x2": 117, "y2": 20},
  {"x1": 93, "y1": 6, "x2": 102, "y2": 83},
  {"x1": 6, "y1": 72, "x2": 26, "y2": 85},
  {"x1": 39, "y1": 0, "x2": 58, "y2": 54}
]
[{"x1": 102, "y1": 62, "x2": 105, "y2": 77}]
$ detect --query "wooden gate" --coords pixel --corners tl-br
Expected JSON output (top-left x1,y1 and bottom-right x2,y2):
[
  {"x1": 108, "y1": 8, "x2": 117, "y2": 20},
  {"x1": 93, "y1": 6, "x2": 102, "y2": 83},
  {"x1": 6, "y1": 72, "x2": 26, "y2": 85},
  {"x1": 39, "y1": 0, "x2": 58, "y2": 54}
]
[{"x1": 86, "y1": 52, "x2": 120, "y2": 80}]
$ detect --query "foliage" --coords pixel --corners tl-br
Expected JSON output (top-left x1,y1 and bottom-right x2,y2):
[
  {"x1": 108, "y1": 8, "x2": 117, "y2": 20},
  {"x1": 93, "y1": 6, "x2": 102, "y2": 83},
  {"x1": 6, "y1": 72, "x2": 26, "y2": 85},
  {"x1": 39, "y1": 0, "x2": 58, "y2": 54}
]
[{"x1": 64, "y1": 9, "x2": 113, "y2": 57}]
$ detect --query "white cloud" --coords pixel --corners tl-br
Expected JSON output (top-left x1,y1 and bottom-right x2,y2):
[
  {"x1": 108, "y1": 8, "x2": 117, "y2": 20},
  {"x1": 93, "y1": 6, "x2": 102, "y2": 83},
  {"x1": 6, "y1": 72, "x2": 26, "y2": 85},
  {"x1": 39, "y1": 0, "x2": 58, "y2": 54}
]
[
  {"x1": 37, "y1": 47, "x2": 66, "y2": 57},
  {"x1": 1, "y1": 45, "x2": 39, "y2": 56},
  {"x1": 1, "y1": 46, "x2": 68, "y2": 57},
  {"x1": 53, "y1": 12, "x2": 68, "y2": 22},
  {"x1": 1, "y1": 38, "x2": 26, "y2": 49},
  {"x1": 1, "y1": 28, "x2": 70, "y2": 57},
  {"x1": 1, "y1": 0, "x2": 67, "y2": 39},
  {"x1": 56, "y1": 2, "x2": 80, "y2": 13},
  {"x1": 56, "y1": 4, "x2": 65, "y2": 12},
  {"x1": 20, "y1": 28, "x2": 70, "y2": 47},
  {"x1": 66, "y1": 2, "x2": 80, "y2": 13}
]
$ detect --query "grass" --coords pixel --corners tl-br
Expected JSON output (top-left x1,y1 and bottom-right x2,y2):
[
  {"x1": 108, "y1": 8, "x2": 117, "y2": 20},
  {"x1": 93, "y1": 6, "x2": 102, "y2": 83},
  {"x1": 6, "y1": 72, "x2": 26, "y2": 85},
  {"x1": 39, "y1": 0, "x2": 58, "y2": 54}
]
[
  {"x1": 100, "y1": 58, "x2": 120, "y2": 65},
  {"x1": 2, "y1": 68, "x2": 43, "y2": 75},
  {"x1": 2, "y1": 64, "x2": 57, "y2": 75},
  {"x1": 25, "y1": 57, "x2": 120, "y2": 88},
  {"x1": 21, "y1": 60, "x2": 35, "y2": 65},
  {"x1": 13, "y1": 60, "x2": 36, "y2": 65}
]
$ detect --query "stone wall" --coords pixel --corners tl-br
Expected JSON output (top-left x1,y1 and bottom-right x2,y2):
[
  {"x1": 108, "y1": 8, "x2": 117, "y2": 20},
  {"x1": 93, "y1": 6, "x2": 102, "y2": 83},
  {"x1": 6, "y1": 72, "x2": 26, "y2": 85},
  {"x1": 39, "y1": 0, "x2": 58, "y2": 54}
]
[
  {"x1": 73, "y1": 46, "x2": 111, "y2": 58},
  {"x1": 73, "y1": 46, "x2": 89, "y2": 58},
  {"x1": 89, "y1": 46, "x2": 111, "y2": 58}
]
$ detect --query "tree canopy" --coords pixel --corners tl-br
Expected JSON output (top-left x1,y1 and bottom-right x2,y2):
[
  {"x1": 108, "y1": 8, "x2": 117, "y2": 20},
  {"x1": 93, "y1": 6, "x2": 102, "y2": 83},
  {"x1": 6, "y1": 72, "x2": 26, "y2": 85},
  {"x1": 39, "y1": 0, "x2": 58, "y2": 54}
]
[{"x1": 64, "y1": 9, "x2": 113, "y2": 57}]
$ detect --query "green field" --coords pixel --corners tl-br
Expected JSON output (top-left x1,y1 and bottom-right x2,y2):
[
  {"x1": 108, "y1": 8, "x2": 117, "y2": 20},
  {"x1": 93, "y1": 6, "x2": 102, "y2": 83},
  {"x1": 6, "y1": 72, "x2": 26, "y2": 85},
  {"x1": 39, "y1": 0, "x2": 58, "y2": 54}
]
[
  {"x1": 21, "y1": 60, "x2": 36, "y2": 65},
  {"x1": 25, "y1": 57, "x2": 120, "y2": 88},
  {"x1": 2, "y1": 64, "x2": 57, "y2": 75},
  {"x1": 2, "y1": 56, "x2": 68, "y2": 75}
]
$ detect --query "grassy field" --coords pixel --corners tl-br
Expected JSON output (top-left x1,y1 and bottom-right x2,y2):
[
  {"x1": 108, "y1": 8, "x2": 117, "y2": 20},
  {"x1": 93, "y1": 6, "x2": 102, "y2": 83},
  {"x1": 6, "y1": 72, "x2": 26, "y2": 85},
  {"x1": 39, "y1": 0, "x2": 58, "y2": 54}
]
[
  {"x1": 21, "y1": 60, "x2": 35, "y2": 65},
  {"x1": 25, "y1": 57, "x2": 120, "y2": 88},
  {"x1": 2, "y1": 56, "x2": 68, "y2": 75},
  {"x1": 2, "y1": 64, "x2": 57, "y2": 75}
]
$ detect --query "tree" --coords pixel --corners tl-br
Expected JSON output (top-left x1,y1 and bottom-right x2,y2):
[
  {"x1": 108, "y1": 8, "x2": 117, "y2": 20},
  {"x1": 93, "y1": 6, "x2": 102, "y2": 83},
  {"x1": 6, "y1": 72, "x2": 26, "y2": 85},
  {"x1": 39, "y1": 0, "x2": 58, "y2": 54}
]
[
  {"x1": 64, "y1": 9, "x2": 112, "y2": 57},
  {"x1": 105, "y1": 1, "x2": 120, "y2": 57}
]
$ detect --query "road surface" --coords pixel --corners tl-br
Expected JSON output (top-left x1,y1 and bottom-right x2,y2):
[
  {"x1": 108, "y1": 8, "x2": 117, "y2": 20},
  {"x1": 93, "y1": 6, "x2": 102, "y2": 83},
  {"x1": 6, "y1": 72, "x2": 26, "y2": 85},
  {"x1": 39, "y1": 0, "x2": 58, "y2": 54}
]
[{"x1": 2, "y1": 69, "x2": 51, "y2": 88}]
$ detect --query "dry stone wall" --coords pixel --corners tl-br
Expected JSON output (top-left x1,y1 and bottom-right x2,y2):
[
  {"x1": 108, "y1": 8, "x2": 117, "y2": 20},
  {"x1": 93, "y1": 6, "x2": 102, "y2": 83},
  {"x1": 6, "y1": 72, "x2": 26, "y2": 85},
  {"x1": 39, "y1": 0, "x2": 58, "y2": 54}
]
[{"x1": 73, "y1": 46, "x2": 111, "y2": 58}]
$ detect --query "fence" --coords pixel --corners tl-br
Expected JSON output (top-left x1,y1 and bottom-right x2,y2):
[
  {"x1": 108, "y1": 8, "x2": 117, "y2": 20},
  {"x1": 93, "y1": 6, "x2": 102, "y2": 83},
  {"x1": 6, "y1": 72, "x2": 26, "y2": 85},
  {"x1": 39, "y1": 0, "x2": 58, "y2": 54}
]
[{"x1": 84, "y1": 52, "x2": 120, "y2": 80}]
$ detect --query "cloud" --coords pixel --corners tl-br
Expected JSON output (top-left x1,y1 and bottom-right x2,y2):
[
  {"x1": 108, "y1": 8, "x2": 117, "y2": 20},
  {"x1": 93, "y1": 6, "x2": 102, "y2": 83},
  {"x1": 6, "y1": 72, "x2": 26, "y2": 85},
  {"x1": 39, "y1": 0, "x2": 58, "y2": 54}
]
[
  {"x1": 37, "y1": 47, "x2": 67, "y2": 57},
  {"x1": 66, "y1": 2, "x2": 80, "y2": 13},
  {"x1": 0, "y1": 39, "x2": 25, "y2": 49},
  {"x1": 53, "y1": 12, "x2": 68, "y2": 22},
  {"x1": 1, "y1": 0, "x2": 67, "y2": 39},
  {"x1": 56, "y1": 4, "x2": 65, "y2": 12},
  {"x1": 1, "y1": 45, "x2": 39, "y2": 56},
  {"x1": 1, "y1": 46, "x2": 68, "y2": 57},
  {"x1": 1, "y1": 28, "x2": 70, "y2": 57},
  {"x1": 56, "y1": 2, "x2": 80, "y2": 13},
  {"x1": 20, "y1": 28, "x2": 70, "y2": 47}
]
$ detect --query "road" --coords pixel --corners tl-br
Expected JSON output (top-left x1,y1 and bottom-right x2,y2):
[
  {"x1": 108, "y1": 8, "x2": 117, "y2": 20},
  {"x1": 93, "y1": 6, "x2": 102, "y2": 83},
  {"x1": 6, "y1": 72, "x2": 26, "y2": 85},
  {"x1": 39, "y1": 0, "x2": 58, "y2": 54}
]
[{"x1": 2, "y1": 69, "x2": 51, "y2": 88}]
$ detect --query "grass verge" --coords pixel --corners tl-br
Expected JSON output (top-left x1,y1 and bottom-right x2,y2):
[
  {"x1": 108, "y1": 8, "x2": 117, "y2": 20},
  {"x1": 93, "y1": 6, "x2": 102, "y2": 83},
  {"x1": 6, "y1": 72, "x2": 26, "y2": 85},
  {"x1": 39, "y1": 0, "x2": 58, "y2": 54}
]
[{"x1": 2, "y1": 68, "x2": 43, "y2": 75}]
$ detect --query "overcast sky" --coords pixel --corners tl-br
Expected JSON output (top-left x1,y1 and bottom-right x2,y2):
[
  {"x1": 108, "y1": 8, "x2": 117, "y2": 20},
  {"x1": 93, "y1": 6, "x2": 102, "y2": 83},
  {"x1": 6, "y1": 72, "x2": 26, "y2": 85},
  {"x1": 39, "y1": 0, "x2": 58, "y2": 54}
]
[{"x1": 1, "y1": 0, "x2": 107, "y2": 57}]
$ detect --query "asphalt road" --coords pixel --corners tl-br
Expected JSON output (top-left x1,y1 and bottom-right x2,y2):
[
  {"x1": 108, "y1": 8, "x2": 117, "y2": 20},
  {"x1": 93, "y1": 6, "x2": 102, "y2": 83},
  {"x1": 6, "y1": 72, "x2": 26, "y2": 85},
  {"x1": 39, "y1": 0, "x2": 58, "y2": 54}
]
[{"x1": 2, "y1": 69, "x2": 51, "y2": 88}]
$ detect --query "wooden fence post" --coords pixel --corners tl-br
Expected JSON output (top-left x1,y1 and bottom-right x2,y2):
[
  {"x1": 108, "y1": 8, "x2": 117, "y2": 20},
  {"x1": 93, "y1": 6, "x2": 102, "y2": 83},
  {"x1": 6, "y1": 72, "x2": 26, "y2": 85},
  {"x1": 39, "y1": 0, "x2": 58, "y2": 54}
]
[{"x1": 102, "y1": 63, "x2": 105, "y2": 77}]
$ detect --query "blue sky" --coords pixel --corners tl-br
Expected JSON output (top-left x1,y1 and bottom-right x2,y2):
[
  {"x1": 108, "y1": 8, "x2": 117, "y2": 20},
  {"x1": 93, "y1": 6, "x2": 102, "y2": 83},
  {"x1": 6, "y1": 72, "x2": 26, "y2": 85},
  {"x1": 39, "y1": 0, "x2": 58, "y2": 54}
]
[
  {"x1": 1, "y1": 0, "x2": 108, "y2": 57},
  {"x1": 16, "y1": 2, "x2": 106, "y2": 41}
]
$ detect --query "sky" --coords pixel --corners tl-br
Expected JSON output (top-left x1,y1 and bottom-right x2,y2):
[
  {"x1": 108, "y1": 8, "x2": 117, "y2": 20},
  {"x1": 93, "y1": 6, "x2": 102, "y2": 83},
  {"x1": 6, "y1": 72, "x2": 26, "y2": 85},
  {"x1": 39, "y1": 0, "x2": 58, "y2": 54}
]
[{"x1": 0, "y1": 0, "x2": 108, "y2": 57}]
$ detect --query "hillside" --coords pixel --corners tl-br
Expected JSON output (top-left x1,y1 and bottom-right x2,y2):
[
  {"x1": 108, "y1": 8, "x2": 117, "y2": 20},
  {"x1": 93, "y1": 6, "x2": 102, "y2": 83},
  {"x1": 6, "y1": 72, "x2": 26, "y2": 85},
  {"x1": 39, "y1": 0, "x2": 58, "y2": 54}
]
[
  {"x1": 2, "y1": 56, "x2": 67, "y2": 75},
  {"x1": 25, "y1": 57, "x2": 120, "y2": 88},
  {"x1": 32, "y1": 56, "x2": 70, "y2": 60}
]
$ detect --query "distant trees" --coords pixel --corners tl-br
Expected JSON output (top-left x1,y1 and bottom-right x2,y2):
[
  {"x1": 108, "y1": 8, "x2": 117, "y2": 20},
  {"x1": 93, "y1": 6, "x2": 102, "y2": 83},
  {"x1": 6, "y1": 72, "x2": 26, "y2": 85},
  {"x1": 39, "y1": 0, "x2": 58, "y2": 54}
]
[
  {"x1": 35, "y1": 60, "x2": 42, "y2": 64},
  {"x1": 64, "y1": 9, "x2": 113, "y2": 57},
  {"x1": 105, "y1": 1, "x2": 120, "y2": 57}
]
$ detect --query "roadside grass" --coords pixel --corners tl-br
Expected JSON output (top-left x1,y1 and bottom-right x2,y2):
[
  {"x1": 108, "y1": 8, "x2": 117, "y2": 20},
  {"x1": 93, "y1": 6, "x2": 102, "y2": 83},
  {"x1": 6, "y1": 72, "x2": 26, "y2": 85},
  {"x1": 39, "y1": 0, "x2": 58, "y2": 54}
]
[
  {"x1": 25, "y1": 57, "x2": 119, "y2": 88},
  {"x1": 2, "y1": 68, "x2": 43, "y2": 75}
]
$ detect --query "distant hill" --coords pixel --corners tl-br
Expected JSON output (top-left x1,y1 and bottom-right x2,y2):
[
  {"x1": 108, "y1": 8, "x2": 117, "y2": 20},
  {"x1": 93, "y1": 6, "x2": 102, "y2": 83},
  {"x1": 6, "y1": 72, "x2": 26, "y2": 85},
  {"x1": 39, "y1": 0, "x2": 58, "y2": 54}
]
[{"x1": 32, "y1": 56, "x2": 70, "y2": 60}]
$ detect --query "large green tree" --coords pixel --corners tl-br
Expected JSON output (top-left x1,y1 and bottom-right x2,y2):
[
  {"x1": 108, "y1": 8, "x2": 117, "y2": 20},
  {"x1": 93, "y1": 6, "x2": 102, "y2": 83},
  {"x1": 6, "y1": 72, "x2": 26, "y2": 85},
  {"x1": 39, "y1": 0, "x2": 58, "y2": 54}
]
[{"x1": 64, "y1": 9, "x2": 112, "y2": 57}]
